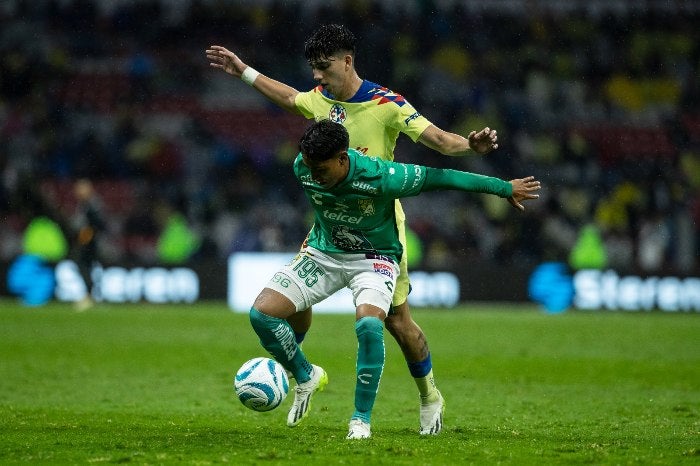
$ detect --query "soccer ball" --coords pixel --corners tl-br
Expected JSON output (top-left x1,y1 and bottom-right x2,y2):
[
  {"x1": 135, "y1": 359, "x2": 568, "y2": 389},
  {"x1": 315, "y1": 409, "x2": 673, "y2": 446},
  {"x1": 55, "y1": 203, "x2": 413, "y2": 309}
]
[{"x1": 234, "y1": 357, "x2": 289, "y2": 412}]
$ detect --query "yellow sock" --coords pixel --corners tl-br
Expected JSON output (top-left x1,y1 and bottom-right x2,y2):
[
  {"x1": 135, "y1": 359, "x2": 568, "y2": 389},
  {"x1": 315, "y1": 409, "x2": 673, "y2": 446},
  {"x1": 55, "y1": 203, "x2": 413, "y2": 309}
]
[{"x1": 414, "y1": 369, "x2": 440, "y2": 404}]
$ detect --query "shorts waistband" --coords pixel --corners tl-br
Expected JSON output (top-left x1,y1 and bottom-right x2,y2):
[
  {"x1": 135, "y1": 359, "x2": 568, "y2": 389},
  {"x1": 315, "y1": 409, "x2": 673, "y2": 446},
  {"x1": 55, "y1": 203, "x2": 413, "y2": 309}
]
[{"x1": 365, "y1": 253, "x2": 395, "y2": 264}]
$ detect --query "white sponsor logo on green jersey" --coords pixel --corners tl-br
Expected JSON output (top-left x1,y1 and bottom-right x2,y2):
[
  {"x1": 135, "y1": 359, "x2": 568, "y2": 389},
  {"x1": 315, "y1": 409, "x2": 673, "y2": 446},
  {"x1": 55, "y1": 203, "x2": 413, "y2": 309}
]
[
  {"x1": 323, "y1": 210, "x2": 362, "y2": 224},
  {"x1": 351, "y1": 181, "x2": 378, "y2": 193}
]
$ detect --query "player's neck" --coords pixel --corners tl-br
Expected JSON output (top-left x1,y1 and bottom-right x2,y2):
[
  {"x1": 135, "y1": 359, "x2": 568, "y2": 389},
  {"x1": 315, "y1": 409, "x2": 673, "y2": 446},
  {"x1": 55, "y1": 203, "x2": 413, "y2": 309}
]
[{"x1": 335, "y1": 73, "x2": 363, "y2": 101}]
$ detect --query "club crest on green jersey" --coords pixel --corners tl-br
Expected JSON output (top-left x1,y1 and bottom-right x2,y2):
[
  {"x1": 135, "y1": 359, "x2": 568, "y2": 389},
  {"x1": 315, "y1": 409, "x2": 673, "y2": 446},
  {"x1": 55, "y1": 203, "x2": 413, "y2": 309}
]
[{"x1": 358, "y1": 199, "x2": 375, "y2": 216}]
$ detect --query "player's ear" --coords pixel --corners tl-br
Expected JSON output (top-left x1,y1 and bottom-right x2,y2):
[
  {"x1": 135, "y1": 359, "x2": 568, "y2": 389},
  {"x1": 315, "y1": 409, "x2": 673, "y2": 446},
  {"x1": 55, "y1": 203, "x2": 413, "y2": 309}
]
[
  {"x1": 344, "y1": 54, "x2": 352, "y2": 70},
  {"x1": 338, "y1": 150, "x2": 349, "y2": 165}
]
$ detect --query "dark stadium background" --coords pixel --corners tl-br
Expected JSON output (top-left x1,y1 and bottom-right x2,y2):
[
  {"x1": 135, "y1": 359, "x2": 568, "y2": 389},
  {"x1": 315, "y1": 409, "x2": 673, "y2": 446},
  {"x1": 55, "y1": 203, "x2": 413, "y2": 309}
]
[{"x1": 1, "y1": 0, "x2": 699, "y2": 304}]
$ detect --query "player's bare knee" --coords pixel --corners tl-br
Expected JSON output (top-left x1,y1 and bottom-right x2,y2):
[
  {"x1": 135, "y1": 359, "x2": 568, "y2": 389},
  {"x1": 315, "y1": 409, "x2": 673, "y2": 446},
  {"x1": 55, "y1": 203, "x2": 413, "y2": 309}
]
[{"x1": 252, "y1": 288, "x2": 296, "y2": 318}]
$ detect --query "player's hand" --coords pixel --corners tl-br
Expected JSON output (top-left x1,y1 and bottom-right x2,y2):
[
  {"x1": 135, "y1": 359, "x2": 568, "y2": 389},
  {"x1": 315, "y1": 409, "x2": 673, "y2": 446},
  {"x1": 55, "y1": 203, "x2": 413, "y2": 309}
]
[
  {"x1": 507, "y1": 176, "x2": 541, "y2": 211},
  {"x1": 206, "y1": 45, "x2": 246, "y2": 78},
  {"x1": 467, "y1": 127, "x2": 498, "y2": 154}
]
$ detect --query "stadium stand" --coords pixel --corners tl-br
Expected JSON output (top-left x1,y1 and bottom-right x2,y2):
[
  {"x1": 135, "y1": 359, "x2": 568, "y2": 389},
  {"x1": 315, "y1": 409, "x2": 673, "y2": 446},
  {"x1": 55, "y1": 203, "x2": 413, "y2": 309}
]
[{"x1": 1, "y1": 0, "x2": 698, "y2": 274}]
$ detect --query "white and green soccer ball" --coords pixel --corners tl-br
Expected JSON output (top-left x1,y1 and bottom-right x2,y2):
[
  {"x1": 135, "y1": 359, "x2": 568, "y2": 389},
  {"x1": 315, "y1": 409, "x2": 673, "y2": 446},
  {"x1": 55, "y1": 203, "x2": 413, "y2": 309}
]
[{"x1": 234, "y1": 357, "x2": 289, "y2": 411}]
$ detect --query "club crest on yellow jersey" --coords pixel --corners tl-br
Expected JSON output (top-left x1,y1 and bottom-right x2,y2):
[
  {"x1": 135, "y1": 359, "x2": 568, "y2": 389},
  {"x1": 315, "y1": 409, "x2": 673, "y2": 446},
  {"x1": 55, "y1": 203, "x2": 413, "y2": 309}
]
[{"x1": 328, "y1": 103, "x2": 347, "y2": 123}]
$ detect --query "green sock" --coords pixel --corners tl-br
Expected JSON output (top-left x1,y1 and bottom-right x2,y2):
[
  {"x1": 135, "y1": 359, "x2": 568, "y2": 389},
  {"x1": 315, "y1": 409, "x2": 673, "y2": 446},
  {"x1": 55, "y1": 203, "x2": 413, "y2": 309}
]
[
  {"x1": 352, "y1": 316, "x2": 385, "y2": 424},
  {"x1": 249, "y1": 307, "x2": 312, "y2": 382}
]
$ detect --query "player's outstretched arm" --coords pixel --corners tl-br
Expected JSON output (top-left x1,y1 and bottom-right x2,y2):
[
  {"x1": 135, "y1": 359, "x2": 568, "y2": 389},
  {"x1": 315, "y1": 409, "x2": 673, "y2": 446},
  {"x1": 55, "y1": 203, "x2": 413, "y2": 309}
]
[
  {"x1": 416, "y1": 167, "x2": 540, "y2": 211},
  {"x1": 418, "y1": 125, "x2": 498, "y2": 156},
  {"x1": 507, "y1": 176, "x2": 541, "y2": 211},
  {"x1": 205, "y1": 45, "x2": 301, "y2": 114}
]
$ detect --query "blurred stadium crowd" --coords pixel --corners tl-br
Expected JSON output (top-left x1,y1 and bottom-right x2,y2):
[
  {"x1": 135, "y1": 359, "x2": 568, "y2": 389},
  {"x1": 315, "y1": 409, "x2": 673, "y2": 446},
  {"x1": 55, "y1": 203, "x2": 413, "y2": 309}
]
[{"x1": 1, "y1": 0, "x2": 699, "y2": 274}]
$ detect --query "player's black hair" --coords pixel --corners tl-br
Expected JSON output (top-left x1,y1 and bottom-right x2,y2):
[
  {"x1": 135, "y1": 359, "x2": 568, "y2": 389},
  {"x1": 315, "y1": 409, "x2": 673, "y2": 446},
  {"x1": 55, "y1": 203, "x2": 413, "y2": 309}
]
[
  {"x1": 304, "y1": 24, "x2": 356, "y2": 61},
  {"x1": 299, "y1": 120, "x2": 349, "y2": 162}
]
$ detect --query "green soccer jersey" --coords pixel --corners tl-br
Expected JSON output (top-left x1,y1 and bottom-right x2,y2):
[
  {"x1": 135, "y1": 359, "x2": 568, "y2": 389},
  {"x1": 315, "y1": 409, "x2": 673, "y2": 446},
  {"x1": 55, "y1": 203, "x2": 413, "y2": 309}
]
[{"x1": 293, "y1": 149, "x2": 513, "y2": 262}]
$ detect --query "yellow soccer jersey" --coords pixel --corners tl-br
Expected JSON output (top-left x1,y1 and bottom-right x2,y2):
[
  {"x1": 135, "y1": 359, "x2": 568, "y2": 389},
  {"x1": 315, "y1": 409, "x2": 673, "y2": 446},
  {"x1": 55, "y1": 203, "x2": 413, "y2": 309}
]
[{"x1": 295, "y1": 80, "x2": 432, "y2": 162}]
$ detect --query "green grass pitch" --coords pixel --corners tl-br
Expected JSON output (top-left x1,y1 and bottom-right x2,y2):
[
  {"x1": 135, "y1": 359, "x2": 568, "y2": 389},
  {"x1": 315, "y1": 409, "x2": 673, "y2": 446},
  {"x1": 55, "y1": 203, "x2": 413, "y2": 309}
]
[{"x1": 0, "y1": 299, "x2": 698, "y2": 465}]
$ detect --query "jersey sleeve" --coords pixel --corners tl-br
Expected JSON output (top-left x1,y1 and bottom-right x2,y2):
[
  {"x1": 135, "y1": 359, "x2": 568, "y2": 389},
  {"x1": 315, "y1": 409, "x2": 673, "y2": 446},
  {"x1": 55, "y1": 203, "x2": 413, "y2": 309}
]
[
  {"x1": 392, "y1": 99, "x2": 432, "y2": 142},
  {"x1": 294, "y1": 89, "x2": 318, "y2": 120},
  {"x1": 381, "y1": 160, "x2": 428, "y2": 198},
  {"x1": 422, "y1": 167, "x2": 513, "y2": 197},
  {"x1": 380, "y1": 162, "x2": 513, "y2": 199}
]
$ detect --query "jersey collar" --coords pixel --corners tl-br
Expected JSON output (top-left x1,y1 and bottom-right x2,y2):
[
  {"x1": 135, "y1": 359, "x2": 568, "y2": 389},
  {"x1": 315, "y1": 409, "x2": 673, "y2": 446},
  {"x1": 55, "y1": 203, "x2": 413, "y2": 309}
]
[{"x1": 320, "y1": 80, "x2": 380, "y2": 103}]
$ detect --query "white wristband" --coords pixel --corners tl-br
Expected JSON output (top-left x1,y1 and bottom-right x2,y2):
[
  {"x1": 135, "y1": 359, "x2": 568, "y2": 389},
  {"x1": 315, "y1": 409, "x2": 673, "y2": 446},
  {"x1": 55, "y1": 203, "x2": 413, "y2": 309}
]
[{"x1": 241, "y1": 66, "x2": 260, "y2": 86}]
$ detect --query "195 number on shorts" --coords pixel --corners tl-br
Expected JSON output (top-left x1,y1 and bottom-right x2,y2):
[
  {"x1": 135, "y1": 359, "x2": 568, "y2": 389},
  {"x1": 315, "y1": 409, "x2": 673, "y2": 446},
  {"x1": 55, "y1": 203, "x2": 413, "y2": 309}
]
[{"x1": 292, "y1": 255, "x2": 325, "y2": 287}]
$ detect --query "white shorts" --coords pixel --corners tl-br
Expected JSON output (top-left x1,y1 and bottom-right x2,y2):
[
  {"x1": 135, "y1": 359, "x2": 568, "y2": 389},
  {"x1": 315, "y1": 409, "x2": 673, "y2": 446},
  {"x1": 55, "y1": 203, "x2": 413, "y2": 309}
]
[{"x1": 265, "y1": 246, "x2": 400, "y2": 313}]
